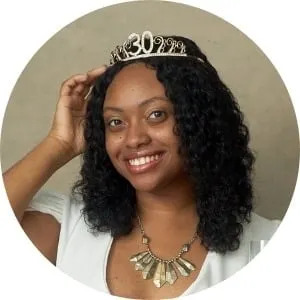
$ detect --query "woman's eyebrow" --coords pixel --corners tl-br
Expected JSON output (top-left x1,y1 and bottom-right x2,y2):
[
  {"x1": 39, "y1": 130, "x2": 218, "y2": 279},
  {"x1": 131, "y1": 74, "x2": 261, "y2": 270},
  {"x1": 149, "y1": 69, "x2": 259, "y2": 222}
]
[
  {"x1": 138, "y1": 96, "x2": 169, "y2": 108},
  {"x1": 103, "y1": 106, "x2": 124, "y2": 113},
  {"x1": 103, "y1": 96, "x2": 169, "y2": 113}
]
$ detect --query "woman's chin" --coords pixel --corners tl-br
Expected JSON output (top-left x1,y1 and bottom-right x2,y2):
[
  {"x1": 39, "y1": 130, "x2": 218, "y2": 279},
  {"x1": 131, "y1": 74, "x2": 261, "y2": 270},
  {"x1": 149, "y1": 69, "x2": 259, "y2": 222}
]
[{"x1": 129, "y1": 178, "x2": 163, "y2": 193}]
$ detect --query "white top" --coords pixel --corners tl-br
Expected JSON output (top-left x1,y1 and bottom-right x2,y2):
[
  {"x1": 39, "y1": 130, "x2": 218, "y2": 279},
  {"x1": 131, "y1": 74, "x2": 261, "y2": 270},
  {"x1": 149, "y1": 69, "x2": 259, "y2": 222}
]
[{"x1": 26, "y1": 190, "x2": 281, "y2": 297}]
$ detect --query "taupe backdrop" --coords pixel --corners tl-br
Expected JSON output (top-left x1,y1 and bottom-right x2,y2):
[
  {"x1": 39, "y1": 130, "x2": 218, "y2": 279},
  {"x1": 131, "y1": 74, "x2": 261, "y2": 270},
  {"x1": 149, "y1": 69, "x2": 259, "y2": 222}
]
[{"x1": 1, "y1": 1, "x2": 299, "y2": 220}]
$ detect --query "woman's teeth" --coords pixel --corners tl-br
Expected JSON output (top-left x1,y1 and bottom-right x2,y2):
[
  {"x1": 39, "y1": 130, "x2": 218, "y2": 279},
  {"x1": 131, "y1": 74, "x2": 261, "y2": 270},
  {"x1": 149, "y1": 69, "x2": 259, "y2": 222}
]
[{"x1": 129, "y1": 154, "x2": 160, "y2": 166}]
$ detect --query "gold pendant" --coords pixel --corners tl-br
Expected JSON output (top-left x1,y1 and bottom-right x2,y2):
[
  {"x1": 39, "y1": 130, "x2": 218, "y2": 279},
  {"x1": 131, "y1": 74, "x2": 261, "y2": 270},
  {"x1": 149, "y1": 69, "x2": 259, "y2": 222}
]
[
  {"x1": 131, "y1": 216, "x2": 198, "y2": 288},
  {"x1": 129, "y1": 250, "x2": 196, "y2": 288}
]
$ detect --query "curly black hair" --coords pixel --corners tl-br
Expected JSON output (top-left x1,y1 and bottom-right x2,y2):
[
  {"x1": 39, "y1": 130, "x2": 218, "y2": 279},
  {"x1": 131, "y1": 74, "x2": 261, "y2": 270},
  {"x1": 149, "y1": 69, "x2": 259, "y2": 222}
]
[{"x1": 72, "y1": 35, "x2": 255, "y2": 254}]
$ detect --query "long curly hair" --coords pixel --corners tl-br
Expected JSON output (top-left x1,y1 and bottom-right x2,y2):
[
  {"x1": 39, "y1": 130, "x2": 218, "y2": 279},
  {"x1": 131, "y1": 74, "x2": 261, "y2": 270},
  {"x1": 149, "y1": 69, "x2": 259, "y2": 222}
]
[{"x1": 72, "y1": 35, "x2": 255, "y2": 254}]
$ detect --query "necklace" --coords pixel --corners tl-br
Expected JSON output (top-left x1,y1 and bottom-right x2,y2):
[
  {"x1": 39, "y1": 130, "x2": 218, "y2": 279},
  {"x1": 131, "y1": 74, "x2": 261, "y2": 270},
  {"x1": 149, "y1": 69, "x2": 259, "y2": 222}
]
[{"x1": 129, "y1": 215, "x2": 198, "y2": 288}]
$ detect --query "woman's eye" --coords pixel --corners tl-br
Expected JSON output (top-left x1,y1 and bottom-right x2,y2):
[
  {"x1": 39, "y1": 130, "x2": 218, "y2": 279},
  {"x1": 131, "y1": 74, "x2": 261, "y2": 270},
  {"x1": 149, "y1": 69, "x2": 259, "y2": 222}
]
[
  {"x1": 148, "y1": 111, "x2": 166, "y2": 120},
  {"x1": 108, "y1": 119, "x2": 122, "y2": 127}
]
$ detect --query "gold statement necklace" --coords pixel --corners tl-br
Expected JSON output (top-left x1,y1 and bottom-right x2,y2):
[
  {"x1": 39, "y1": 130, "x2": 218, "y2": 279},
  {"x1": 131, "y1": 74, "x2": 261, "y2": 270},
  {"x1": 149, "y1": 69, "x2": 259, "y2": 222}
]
[{"x1": 129, "y1": 215, "x2": 198, "y2": 288}]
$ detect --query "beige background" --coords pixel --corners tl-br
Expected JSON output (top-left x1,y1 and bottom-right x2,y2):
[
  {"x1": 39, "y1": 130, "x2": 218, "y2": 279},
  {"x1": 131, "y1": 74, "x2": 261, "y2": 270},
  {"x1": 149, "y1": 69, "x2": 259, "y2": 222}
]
[{"x1": 1, "y1": 1, "x2": 298, "y2": 220}]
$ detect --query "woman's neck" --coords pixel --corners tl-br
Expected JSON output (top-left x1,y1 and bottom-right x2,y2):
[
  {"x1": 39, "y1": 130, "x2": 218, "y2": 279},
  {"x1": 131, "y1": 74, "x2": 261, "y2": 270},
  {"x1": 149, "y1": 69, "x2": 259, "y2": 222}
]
[{"x1": 135, "y1": 178, "x2": 198, "y2": 231}]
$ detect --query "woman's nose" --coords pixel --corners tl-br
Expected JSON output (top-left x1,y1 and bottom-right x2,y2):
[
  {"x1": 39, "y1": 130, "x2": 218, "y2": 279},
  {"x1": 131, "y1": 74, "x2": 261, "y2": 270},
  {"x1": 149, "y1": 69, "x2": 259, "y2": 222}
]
[{"x1": 125, "y1": 123, "x2": 151, "y2": 149}]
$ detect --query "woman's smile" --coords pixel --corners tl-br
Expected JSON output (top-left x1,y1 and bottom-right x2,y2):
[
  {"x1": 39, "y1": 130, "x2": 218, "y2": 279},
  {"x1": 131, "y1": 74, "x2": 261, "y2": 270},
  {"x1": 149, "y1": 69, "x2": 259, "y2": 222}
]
[{"x1": 125, "y1": 152, "x2": 165, "y2": 174}]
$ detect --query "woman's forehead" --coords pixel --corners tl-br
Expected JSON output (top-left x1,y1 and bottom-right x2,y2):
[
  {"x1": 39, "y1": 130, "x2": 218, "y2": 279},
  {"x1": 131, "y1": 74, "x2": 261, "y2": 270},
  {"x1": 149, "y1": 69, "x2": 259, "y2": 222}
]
[{"x1": 104, "y1": 63, "x2": 167, "y2": 107}]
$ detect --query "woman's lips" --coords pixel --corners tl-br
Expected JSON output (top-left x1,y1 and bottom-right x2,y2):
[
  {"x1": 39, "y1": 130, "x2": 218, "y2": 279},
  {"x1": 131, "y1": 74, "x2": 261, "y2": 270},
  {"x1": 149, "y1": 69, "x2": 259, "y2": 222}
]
[{"x1": 125, "y1": 152, "x2": 164, "y2": 174}]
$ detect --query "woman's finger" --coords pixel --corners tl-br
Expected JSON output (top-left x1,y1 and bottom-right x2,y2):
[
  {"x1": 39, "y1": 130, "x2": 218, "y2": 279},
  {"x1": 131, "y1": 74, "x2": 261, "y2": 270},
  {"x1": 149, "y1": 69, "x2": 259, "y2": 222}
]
[
  {"x1": 60, "y1": 65, "x2": 107, "y2": 97},
  {"x1": 86, "y1": 65, "x2": 107, "y2": 84},
  {"x1": 68, "y1": 86, "x2": 92, "y2": 108},
  {"x1": 60, "y1": 74, "x2": 88, "y2": 96},
  {"x1": 72, "y1": 83, "x2": 88, "y2": 96}
]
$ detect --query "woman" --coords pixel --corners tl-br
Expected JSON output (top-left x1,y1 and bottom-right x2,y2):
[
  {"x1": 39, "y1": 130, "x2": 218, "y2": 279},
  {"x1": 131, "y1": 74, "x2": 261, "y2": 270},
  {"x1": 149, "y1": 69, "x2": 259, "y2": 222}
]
[{"x1": 3, "y1": 31, "x2": 280, "y2": 299}]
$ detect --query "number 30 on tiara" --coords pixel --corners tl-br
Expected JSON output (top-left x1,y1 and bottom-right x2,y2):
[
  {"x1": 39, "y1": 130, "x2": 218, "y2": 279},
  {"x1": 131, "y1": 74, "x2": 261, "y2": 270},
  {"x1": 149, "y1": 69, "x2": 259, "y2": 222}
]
[{"x1": 126, "y1": 31, "x2": 154, "y2": 56}]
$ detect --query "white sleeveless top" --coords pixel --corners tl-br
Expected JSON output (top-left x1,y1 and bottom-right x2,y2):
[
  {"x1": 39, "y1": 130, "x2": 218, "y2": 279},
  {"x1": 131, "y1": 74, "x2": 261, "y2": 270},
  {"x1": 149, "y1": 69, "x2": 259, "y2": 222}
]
[{"x1": 26, "y1": 190, "x2": 281, "y2": 297}]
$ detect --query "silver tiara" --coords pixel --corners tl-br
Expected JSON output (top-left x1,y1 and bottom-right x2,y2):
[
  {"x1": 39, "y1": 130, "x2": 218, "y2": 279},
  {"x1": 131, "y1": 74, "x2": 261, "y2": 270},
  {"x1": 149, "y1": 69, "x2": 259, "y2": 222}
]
[{"x1": 110, "y1": 31, "x2": 204, "y2": 65}]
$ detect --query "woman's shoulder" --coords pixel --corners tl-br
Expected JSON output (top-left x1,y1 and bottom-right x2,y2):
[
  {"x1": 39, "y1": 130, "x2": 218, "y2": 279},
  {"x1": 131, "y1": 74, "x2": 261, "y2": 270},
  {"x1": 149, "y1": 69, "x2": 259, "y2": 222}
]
[
  {"x1": 26, "y1": 189, "x2": 84, "y2": 224},
  {"x1": 242, "y1": 212, "x2": 281, "y2": 242}
]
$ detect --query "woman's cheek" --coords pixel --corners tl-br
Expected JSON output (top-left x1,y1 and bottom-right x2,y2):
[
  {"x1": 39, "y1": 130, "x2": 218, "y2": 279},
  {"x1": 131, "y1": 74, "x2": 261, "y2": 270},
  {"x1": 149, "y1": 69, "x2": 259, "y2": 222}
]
[{"x1": 105, "y1": 135, "x2": 124, "y2": 158}]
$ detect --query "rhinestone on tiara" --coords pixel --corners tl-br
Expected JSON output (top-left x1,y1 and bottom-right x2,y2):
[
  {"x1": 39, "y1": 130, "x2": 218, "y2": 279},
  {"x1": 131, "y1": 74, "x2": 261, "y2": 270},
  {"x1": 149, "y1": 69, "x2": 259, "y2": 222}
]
[{"x1": 110, "y1": 31, "x2": 203, "y2": 65}]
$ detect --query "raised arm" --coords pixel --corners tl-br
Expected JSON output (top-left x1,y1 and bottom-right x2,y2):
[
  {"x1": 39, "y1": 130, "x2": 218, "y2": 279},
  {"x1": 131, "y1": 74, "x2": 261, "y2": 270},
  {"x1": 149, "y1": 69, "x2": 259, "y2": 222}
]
[{"x1": 2, "y1": 66, "x2": 107, "y2": 263}]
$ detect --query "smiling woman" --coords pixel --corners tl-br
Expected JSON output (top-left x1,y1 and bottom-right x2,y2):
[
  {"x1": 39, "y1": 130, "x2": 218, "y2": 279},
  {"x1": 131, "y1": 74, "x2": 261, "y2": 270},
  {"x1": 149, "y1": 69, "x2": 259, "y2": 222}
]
[{"x1": 3, "y1": 31, "x2": 281, "y2": 299}]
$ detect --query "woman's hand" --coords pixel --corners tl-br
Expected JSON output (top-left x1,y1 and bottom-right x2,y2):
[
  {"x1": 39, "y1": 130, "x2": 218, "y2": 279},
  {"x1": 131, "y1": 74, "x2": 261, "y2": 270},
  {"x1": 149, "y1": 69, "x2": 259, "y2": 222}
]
[{"x1": 47, "y1": 65, "x2": 107, "y2": 158}]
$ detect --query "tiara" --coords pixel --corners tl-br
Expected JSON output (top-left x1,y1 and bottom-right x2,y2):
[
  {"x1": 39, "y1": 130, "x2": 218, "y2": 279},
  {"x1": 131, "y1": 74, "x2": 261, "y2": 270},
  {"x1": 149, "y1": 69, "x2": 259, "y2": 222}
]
[{"x1": 109, "y1": 31, "x2": 204, "y2": 65}]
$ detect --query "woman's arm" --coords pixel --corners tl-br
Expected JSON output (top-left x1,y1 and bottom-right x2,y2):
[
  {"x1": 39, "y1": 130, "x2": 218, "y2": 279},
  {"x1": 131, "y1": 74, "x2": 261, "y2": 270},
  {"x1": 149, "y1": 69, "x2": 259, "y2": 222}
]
[
  {"x1": 2, "y1": 66, "x2": 107, "y2": 264},
  {"x1": 2, "y1": 137, "x2": 72, "y2": 264},
  {"x1": 3, "y1": 137, "x2": 73, "y2": 222}
]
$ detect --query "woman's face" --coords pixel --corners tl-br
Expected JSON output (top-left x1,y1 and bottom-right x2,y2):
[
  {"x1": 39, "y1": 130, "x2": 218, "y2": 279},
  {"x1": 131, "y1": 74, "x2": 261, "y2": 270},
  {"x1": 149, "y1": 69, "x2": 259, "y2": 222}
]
[{"x1": 103, "y1": 63, "x2": 185, "y2": 193}]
